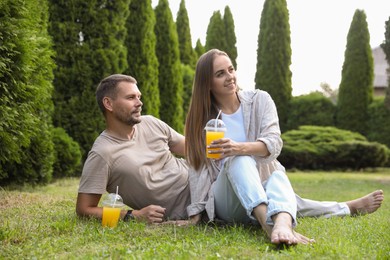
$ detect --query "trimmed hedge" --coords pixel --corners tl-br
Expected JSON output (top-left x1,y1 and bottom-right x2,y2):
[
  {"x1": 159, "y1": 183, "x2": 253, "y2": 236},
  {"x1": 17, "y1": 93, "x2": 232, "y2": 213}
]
[{"x1": 279, "y1": 125, "x2": 389, "y2": 170}]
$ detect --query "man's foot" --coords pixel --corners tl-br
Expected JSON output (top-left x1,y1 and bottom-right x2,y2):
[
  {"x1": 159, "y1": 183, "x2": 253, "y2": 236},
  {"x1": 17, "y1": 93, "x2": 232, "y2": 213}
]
[{"x1": 346, "y1": 190, "x2": 384, "y2": 216}]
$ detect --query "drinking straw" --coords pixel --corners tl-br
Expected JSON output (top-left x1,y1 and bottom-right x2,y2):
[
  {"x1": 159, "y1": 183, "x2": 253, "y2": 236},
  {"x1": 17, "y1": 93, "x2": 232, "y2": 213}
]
[
  {"x1": 114, "y1": 186, "x2": 119, "y2": 207},
  {"x1": 215, "y1": 110, "x2": 222, "y2": 129}
]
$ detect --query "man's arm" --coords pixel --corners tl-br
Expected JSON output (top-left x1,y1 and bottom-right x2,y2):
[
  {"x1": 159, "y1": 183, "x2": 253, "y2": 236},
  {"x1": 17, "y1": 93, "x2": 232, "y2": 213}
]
[
  {"x1": 76, "y1": 193, "x2": 130, "y2": 220},
  {"x1": 76, "y1": 192, "x2": 167, "y2": 223},
  {"x1": 169, "y1": 134, "x2": 185, "y2": 156},
  {"x1": 76, "y1": 193, "x2": 105, "y2": 218}
]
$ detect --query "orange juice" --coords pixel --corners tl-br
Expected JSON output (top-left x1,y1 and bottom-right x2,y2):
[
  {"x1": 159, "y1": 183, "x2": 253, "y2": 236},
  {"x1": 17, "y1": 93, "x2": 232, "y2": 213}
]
[
  {"x1": 206, "y1": 131, "x2": 225, "y2": 159},
  {"x1": 102, "y1": 207, "x2": 121, "y2": 227}
]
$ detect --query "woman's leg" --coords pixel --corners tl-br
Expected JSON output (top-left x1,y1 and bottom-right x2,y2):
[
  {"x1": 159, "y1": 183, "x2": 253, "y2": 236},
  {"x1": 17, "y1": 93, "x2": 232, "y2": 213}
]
[
  {"x1": 263, "y1": 171, "x2": 308, "y2": 244},
  {"x1": 296, "y1": 194, "x2": 350, "y2": 218},
  {"x1": 214, "y1": 157, "x2": 312, "y2": 244},
  {"x1": 264, "y1": 171, "x2": 297, "y2": 227},
  {"x1": 213, "y1": 156, "x2": 266, "y2": 223},
  {"x1": 296, "y1": 190, "x2": 383, "y2": 218}
]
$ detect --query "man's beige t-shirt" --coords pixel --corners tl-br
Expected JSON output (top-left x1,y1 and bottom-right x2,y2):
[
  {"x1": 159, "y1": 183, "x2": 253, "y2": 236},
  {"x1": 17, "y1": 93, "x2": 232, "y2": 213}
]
[{"x1": 78, "y1": 116, "x2": 190, "y2": 220}]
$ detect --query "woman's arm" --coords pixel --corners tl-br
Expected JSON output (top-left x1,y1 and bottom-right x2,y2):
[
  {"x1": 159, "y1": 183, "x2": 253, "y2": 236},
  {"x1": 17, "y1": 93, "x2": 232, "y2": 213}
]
[{"x1": 207, "y1": 139, "x2": 270, "y2": 158}]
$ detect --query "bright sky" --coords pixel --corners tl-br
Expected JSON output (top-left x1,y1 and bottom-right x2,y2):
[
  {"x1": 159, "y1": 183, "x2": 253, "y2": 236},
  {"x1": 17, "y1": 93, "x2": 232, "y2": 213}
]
[{"x1": 153, "y1": 0, "x2": 389, "y2": 96}]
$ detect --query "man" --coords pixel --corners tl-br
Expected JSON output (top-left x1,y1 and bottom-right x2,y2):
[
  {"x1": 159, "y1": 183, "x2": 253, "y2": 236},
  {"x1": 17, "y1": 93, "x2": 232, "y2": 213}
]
[
  {"x1": 76, "y1": 74, "x2": 384, "y2": 224},
  {"x1": 76, "y1": 74, "x2": 190, "y2": 223}
]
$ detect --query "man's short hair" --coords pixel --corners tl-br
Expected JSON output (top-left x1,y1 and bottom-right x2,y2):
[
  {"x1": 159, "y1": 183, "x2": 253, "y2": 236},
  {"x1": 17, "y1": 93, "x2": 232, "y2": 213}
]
[{"x1": 96, "y1": 74, "x2": 137, "y2": 114}]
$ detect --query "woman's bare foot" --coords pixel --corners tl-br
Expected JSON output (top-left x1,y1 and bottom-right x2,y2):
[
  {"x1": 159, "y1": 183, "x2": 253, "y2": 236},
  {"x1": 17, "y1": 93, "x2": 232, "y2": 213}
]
[
  {"x1": 270, "y1": 212, "x2": 298, "y2": 245},
  {"x1": 293, "y1": 231, "x2": 315, "y2": 244},
  {"x1": 346, "y1": 190, "x2": 384, "y2": 216},
  {"x1": 253, "y1": 205, "x2": 312, "y2": 245}
]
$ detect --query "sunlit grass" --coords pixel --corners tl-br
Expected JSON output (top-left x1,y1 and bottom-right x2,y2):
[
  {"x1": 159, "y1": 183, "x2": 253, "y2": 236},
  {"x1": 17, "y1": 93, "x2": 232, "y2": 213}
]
[{"x1": 1, "y1": 170, "x2": 389, "y2": 259}]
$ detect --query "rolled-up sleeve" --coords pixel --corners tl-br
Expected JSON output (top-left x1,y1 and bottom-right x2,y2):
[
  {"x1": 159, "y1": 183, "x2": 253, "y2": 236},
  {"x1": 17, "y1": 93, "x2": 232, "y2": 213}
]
[{"x1": 254, "y1": 92, "x2": 283, "y2": 163}]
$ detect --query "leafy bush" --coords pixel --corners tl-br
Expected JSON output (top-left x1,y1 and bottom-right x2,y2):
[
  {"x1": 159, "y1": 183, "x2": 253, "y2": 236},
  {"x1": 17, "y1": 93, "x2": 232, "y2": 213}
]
[
  {"x1": 51, "y1": 127, "x2": 82, "y2": 178},
  {"x1": 0, "y1": 129, "x2": 55, "y2": 185},
  {"x1": 386, "y1": 149, "x2": 390, "y2": 167},
  {"x1": 367, "y1": 97, "x2": 390, "y2": 149},
  {"x1": 279, "y1": 125, "x2": 389, "y2": 170},
  {"x1": 285, "y1": 92, "x2": 336, "y2": 131}
]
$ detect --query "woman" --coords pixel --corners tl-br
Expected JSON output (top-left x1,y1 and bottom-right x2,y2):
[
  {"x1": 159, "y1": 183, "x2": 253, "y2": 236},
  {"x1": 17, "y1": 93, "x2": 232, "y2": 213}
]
[{"x1": 185, "y1": 49, "x2": 312, "y2": 245}]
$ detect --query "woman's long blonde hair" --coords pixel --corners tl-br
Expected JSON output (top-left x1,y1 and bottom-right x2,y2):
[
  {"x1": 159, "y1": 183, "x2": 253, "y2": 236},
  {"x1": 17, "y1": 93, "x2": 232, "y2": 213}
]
[{"x1": 185, "y1": 49, "x2": 229, "y2": 170}]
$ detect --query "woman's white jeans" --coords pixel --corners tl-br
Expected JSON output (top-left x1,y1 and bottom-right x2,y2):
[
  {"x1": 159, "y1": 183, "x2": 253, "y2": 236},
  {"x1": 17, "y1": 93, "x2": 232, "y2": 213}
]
[{"x1": 213, "y1": 156, "x2": 297, "y2": 226}]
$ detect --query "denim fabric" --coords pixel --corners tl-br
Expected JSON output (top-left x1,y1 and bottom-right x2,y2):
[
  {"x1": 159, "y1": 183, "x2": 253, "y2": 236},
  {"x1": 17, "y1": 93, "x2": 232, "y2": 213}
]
[{"x1": 213, "y1": 156, "x2": 297, "y2": 226}]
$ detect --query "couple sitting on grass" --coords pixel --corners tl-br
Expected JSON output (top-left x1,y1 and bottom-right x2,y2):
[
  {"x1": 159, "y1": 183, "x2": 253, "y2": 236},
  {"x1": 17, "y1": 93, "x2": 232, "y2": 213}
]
[{"x1": 76, "y1": 49, "x2": 384, "y2": 246}]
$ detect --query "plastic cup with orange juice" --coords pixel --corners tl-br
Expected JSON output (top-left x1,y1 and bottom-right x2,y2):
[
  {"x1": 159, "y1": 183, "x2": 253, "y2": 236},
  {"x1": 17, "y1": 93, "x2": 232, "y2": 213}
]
[
  {"x1": 101, "y1": 193, "x2": 124, "y2": 228},
  {"x1": 205, "y1": 118, "x2": 227, "y2": 159}
]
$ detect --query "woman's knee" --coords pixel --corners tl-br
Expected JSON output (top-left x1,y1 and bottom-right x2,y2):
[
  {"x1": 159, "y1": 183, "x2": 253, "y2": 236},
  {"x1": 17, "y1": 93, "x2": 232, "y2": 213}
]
[
  {"x1": 266, "y1": 170, "x2": 294, "y2": 192},
  {"x1": 230, "y1": 156, "x2": 256, "y2": 169},
  {"x1": 228, "y1": 156, "x2": 259, "y2": 182},
  {"x1": 270, "y1": 170, "x2": 288, "y2": 181}
]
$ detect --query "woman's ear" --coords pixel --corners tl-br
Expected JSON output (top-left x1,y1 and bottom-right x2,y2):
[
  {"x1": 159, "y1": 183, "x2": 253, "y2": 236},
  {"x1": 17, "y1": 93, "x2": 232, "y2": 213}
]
[{"x1": 103, "y1": 97, "x2": 113, "y2": 112}]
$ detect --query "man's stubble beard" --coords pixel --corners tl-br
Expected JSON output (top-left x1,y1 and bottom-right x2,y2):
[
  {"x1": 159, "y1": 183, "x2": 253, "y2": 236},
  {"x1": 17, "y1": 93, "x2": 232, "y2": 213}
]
[{"x1": 115, "y1": 109, "x2": 142, "y2": 126}]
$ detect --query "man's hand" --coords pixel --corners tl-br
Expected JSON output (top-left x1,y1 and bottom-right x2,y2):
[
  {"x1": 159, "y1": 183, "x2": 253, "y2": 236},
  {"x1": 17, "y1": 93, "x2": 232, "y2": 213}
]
[{"x1": 133, "y1": 205, "x2": 166, "y2": 224}]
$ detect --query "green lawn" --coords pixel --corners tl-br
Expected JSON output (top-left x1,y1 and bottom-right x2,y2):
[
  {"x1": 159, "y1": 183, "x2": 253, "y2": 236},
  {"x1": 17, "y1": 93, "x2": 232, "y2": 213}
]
[{"x1": 1, "y1": 170, "x2": 389, "y2": 259}]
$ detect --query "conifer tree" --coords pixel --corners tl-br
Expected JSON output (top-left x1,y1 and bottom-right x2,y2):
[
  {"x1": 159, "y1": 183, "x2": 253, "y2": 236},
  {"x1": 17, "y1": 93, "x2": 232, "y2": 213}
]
[
  {"x1": 154, "y1": 0, "x2": 184, "y2": 132},
  {"x1": 205, "y1": 11, "x2": 227, "y2": 52},
  {"x1": 176, "y1": 0, "x2": 196, "y2": 118},
  {"x1": 0, "y1": 0, "x2": 55, "y2": 184},
  {"x1": 194, "y1": 39, "x2": 205, "y2": 59},
  {"x1": 382, "y1": 17, "x2": 390, "y2": 110},
  {"x1": 255, "y1": 0, "x2": 292, "y2": 131},
  {"x1": 181, "y1": 64, "x2": 195, "y2": 119},
  {"x1": 336, "y1": 10, "x2": 373, "y2": 135},
  {"x1": 49, "y1": 0, "x2": 130, "y2": 158},
  {"x1": 223, "y1": 6, "x2": 238, "y2": 69},
  {"x1": 176, "y1": 0, "x2": 196, "y2": 67},
  {"x1": 126, "y1": 0, "x2": 160, "y2": 117}
]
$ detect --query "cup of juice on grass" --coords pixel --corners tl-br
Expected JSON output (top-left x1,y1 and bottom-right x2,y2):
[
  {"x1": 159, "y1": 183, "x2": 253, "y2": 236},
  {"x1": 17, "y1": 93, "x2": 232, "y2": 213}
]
[
  {"x1": 205, "y1": 119, "x2": 227, "y2": 159},
  {"x1": 102, "y1": 193, "x2": 124, "y2": 228}
]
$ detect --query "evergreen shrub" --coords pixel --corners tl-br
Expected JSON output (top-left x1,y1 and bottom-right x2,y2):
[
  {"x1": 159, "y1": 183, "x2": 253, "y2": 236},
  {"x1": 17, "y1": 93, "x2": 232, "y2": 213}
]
[
  {"x1": 285, "y1": 92, "x2": 336, "y2": 131},
  {"x1": 0, "y1": 0, "x2": 56, "y2": 185},
  {"x1": 367, "y1": 97, "x2": 390, "y2": 150},
  {"x1": 0, "y1": 130, "x2": 55, "y2": 185},
  {"x1": 279, "y1": 125, "x2": 389, "y2": 170},
  {"x1": 51, "y1": 127, "x2": 82, "y2": 178}
]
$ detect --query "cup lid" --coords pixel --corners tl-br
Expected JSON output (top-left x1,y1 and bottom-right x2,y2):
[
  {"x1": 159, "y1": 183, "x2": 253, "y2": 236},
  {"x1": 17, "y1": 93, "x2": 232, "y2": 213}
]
[
  {"x1": 204, "y1": 119, "x2": 227, "y2": 131},
  {"x1": 102, "y1": 193, "x2": 125, "y2": 207}
]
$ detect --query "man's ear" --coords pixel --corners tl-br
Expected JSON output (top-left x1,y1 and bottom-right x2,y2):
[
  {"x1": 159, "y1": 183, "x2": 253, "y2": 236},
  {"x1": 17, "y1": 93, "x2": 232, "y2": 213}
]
[{"x1": 103, "y1": 97, "x2": 113, "y2": 112}]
